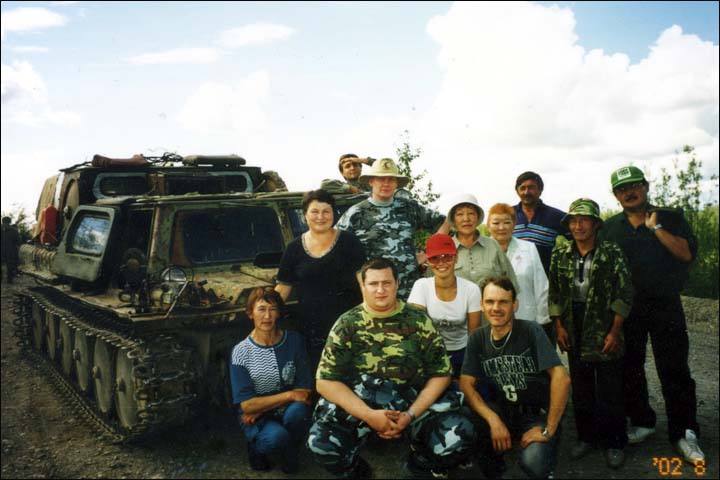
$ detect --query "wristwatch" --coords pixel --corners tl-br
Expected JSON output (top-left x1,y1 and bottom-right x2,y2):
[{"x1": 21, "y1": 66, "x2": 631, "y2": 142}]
[
  {"x1": 405, "y1": 408, "x2": 416, "y2": 421},
  {"x1": 651, "y1": 223, "x2": 663, "y2": 232},
  {"x1": 541, "y1": 426, "x2": 552, "y2": 439}
]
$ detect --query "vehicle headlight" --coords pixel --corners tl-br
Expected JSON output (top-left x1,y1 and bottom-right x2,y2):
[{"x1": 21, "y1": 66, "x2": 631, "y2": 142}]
[{"x1": 161, "y1": 266, "x2": 188, "y2": 283}]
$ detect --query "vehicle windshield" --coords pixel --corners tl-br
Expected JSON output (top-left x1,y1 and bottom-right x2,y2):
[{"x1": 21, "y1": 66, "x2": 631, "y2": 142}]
[{"x1": 172, "y1": 206, "x2": 283, "y2": 265}]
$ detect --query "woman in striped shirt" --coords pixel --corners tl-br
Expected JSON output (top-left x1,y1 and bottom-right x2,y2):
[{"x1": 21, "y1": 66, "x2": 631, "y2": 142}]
[{"x1": 229, "y1": 287, "x2": 313, "y2": 473}]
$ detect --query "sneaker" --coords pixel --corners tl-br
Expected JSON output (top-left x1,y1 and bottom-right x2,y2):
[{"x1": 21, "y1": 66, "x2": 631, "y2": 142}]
[
  {"x1": 605, "y1": 448, "x2": 625, "y2": 469},
  {"x1": 675, "y1": 429, "x2": 705, "y2": 463},
  {"x1": 570, "y1": 441, "x2": 593, "y2": 460},
  {"x1": 403, "y1": 454, "x2": 448, "y2": 479},
  {"x1": 627, "y1": 426, "x2": 656, "y2": 444}
]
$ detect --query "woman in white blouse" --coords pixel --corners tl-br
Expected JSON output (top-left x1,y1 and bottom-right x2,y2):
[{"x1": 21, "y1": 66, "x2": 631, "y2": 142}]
[
  {"x1": 408, "y1": 233, "x2": 482, "y2": 378},
  {"x1": 487, "y1": 203, "x2": 553, "y2": 343}
]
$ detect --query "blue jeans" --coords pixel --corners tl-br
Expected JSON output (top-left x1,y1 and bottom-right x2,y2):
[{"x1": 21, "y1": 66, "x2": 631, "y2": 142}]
[
  {"x1": 474, "y1": 401, "x2": 559, "y2": 479},
  {"x1": 241, "y1": 401, "x2": 312, "y2": 465}
]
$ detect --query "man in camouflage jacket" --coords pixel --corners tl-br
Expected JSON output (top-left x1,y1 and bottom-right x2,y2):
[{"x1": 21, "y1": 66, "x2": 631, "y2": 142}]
[
  {"x1": 336, "y1": 158, "x2": 449, "y2": 300},
  {"x1": 307, "y1": 258, "x2": 474, "y2": 478},
  {"x1": 549, "y1": 198, "x2": 633, "y2": 468}
]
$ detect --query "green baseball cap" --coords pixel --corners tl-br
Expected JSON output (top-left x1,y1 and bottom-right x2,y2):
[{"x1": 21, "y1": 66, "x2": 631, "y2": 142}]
[
  {"x1": 561, "y1": 198, "x2": 603, "y2": 226},
  {"x1": 611, "y1": 165, "x2": 646, "y2": 190}
]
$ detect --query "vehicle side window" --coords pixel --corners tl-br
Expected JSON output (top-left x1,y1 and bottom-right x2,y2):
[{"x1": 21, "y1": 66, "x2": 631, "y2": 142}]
[
  {"x1": 172, "y1": 206, "x2": 284, "y2": 265},
  {"x1": 70, "y1": 214, "x2": 112, "y2": 256}
]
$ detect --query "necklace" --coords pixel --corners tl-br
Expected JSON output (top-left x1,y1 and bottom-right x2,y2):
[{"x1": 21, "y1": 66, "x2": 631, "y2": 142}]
[{"x1": 491, "y1": 329, "x2": 512, "y2": 351}]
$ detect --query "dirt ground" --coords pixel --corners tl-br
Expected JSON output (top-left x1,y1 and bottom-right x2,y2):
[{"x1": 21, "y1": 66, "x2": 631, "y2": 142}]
[{"x1": 2, "y1": 275, "x2": 717, "y2": 479}]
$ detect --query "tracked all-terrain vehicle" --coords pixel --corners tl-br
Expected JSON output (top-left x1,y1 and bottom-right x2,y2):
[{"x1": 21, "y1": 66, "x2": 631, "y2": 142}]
[{"x1": 13, "y1": 153, "x2": 364, "y2": 442}]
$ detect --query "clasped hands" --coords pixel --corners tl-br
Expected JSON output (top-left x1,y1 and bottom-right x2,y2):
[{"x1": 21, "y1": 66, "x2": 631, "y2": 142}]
[{"x1": 366, "y1": 409, "x2": 413, "y2": 439}]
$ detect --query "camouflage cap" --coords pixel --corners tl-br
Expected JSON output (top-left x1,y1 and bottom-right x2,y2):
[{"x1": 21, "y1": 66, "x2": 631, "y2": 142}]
[
  {"x1": 611, "y1": 165, "x2": 646, "y2": 190},
  {"x1": 561, "y1": 198, "x2": 603, "y2": 226},
  {"x1": 338, "y1": 153, "x2": 359, "y2": 173},
  {"x1": 358, "y1": 158, "x2": 410, "y2": 188}
]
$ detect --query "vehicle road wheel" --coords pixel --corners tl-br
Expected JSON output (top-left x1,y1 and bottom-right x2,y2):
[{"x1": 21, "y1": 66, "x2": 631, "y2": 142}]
[
  {"x1": 93, "y1": 340, "x2": 116, "y2": 415},
  {"x1": 59, "y1": 320, "x2": 74, "y2": 376},
  {"x1": 219, "y1": 357, "x2": 233, "y2": 409},
  {"x1": 31, "y1": 303, "x2": 45, "y2": 352},
  {"x1": 46, "y1": 314, "x2": 60, "y2": 362},
  {"x1": 74, "y1": 329, "x2": 93, "y2": 394},
  {"x1": 115, "y1": 350, "x2": 139, "y2": 429}
]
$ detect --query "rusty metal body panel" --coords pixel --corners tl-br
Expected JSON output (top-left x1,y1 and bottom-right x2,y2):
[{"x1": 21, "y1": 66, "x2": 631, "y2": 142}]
[{"x1": 14, "y1": 154, "x2": 365, "y2": 440}]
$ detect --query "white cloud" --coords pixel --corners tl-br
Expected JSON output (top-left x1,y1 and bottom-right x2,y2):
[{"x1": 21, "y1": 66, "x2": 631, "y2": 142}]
[
  {"x1": 177, "y1": 70, "x2": 271, "y2": 136},
  {"x1": 414, "y1": 1, "x2": 719, "y2": 211},
  {"x1": 1, "y1": 7, "x2": 68, "y2": 40},
  {"x1": 1, "y1": 61, "x2": 47, "y2": 105},
  {"x1": 0, "y1": 149, "x2": 73, "y2": 218},
  {"x1": 9, "y1": 45, "x2": 49, "y2": 53},
  {"x1": 215, "y1": 23, "x2": 296, "y2": 48},
  {"x1": 1, "y1": 61, "x2": 81, "y2": 128},
  {"x1": 124, "y1": 47, "x2": 221, "y2": 65}
]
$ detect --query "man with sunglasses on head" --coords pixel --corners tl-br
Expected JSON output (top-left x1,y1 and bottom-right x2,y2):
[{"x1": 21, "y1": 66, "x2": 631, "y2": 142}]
[{"x1": 599, "y1": 166, "x2": 704, "y2": 465}]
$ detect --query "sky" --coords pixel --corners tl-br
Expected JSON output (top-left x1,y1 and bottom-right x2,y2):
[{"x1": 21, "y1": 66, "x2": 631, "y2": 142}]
[{"x1": 2, "y1": 1, "x2": 718, "y2": 220}]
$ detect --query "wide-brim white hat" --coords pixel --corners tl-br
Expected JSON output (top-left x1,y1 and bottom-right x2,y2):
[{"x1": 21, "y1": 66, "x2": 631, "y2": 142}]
[{"x1": 358, "y1": 158, "x2": 410, "y2": 188}]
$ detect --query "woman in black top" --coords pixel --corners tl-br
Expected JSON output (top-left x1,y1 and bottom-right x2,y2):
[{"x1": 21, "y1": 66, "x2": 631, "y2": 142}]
[{"x1": 275, "y1": 190, "x2": 366, "y2": 370}]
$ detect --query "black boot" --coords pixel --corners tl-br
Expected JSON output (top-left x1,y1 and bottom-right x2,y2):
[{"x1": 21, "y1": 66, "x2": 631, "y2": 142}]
[{"x1": 247, "y1": 440, "x2": 272, "y2": 471}]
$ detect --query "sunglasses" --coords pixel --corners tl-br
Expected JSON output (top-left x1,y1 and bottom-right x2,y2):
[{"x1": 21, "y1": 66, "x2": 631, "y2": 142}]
[
  {"x1": 427, "y1": 254, "x2": 456, "y2": 264},
  {"x1": 614, "y1": 181, "x2": 645, "y2": 194}
]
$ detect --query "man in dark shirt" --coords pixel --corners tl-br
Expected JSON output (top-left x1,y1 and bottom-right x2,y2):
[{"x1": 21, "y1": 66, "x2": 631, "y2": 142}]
[
  {"x1": 512, "y1": 172, "x2": 570, "y2": 275},
  {"x1": 1, "y1": 216, "x2": 21, "y2": 284},
  {"x1": 599, "y1": 165, "x2": 704, "y2": 464},
  {"x1": 460, "y1": 276, "x2": 571, "y2": 479}
]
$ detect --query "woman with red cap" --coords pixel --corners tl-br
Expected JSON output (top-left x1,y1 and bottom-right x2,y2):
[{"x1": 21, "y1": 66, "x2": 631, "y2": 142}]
[{"x1": 408, "y1": 233, "x2": 482, "y2": 377}]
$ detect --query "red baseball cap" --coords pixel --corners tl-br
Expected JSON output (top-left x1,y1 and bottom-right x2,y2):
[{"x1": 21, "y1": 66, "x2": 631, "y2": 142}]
[{"x1": 425, "y1": 233, "x2": 457, "y2": 257}]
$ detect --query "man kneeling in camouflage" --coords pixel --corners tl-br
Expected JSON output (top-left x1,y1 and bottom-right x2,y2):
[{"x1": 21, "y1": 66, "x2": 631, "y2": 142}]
[{"x1": 307, "y1": 257, "x2": 475, "y2": 478}]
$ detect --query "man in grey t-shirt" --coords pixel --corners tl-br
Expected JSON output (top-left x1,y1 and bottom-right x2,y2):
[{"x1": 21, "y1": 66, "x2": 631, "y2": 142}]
[{"x1": 460, "y1": 276, "x2": 571, "y2": 479}]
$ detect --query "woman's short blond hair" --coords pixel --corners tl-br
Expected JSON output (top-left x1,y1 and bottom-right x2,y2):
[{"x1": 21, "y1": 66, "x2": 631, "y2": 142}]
[{"x1": 486, "y1": 203, "x2": 516, "y2": 225}]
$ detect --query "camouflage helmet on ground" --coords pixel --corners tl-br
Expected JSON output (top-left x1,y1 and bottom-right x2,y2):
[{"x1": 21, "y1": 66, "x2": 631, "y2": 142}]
[
  {"x1": 611, "y1": 165, "x2": 647, "y2": 190},
  {"x1": 358, "y1": 158, "x2": 410, "y2": 188},
  {"x1": 561, "y1": 198, "x2": 603, "y2": 226}
]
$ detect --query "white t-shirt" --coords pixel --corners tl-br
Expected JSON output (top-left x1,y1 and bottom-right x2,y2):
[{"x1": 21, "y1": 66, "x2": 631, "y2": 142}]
[{"x1": 408, "y1": 277, "x2": 481, "y2": 351}]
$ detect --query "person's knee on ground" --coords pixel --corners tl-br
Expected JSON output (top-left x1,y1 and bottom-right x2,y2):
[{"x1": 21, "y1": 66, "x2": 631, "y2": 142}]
[
  {"x1": 411, "y1": 410, "x2": 476, "y2": 471},
  {"x1": 254, "y1": 423, "x2": 290, "y2": 455},
  {"x1": 519, "y1": 441, "x2": 554, "y2": 479},
  {"x1": 284, "y1": 401, "x2": 312, "y2": 433},
  {"x1": 307, "y1": 421, "x2": 358, "y2": 475}
]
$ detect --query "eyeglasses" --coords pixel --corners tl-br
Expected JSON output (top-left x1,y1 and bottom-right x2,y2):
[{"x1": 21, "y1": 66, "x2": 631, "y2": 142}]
[
  {"x1": 614, "y1": 181, "x2": 645, "y2": 194},
  {"x1": 427, "y1": 254, "x2": 456, "y2": 264}
]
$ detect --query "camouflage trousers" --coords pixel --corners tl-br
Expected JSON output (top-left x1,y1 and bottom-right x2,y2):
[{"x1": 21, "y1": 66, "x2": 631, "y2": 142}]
[{"x1": 307, "y1": 374, "x2": 475, "y2": 476}]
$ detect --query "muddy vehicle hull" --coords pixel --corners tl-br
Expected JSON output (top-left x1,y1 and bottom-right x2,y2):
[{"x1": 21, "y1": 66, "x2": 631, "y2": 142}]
[{"x1": 15, "y1": 155, "x2": 364, "y2": 441}]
